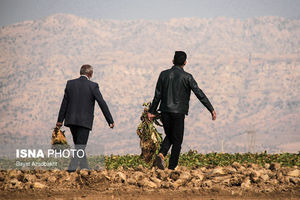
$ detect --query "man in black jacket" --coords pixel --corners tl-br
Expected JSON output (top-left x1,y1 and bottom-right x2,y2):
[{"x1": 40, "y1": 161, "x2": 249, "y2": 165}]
[
  {"x1": 56, "y1": 64, "x2": 114, "y2": 172},
  {"x1": 148, "y1": 51, "x2": 216, "y2": 170}
]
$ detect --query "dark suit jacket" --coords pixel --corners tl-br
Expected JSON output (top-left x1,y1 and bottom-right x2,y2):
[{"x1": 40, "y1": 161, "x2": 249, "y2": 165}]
[{"x1": 57, "y1": 76, "x2": 114, "y2": 130}]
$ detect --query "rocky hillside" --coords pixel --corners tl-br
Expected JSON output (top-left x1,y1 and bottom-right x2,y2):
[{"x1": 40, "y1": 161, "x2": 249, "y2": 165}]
[{"x1": 0, "y1": 14, "x2": 299, "y2": 154}]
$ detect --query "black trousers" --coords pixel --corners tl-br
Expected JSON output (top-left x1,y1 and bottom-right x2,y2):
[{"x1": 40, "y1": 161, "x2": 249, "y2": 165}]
[
  {"x1": 159, "y1": 112, "x2": 185, "y2": 170},
  {"x1": 68, "y1": 125, "x2": 90, "y2": 171}
]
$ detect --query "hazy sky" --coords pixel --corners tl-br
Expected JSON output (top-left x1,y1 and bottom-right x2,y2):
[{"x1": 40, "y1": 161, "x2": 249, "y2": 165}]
[{"x1": 0, "y1": 0, "x2": 299, "y2": 27}]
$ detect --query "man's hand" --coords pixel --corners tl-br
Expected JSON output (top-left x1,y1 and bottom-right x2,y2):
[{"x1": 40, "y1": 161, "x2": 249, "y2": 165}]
[
  {"x1": 109, "y1": 123, "x2": 115, "y2": 129},
  {"x1": 147, "y1": 112, "x2": 156, "y2": 121},
  {"x1": 56, "y1": 122, "x2": 62, "y2": 129},
  {"x1": 211, "y1": 110, "x2": 216, "y2": 120}
]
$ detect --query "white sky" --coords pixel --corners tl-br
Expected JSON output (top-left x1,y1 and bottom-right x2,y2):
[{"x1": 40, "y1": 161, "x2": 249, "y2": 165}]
[{"x1": 0, "y1": 0, "x2": 299, "y2": 27}]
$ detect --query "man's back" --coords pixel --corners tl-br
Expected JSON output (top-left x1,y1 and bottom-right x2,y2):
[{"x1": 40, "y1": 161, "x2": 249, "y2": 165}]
[
  {"x1": 149, "y1": 65, "x2": 214, "y2": 115},
  {"x1": 57, "y1": 76, "x2": 113, "y2": 130},
  {"x1": 63, "y1": 76, "x2": 97, "y2": 128}
]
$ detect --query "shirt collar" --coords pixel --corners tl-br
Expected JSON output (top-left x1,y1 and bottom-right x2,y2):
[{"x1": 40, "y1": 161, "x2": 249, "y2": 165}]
[
  {"x1": 172, "y1": 65, "x2": 184, "y2": 71},
  {"x1": 80, "y1": 75, "x2": 90, "y2": 80}
]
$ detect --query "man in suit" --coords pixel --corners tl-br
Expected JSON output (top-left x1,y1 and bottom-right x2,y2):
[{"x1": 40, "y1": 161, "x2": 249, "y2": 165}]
[
  {"x1": 56, "y1": 64, "x2": 114, "y2": 172},
  {"x1": 148, "y1": 51, "x2": 216, "y2": 170}
]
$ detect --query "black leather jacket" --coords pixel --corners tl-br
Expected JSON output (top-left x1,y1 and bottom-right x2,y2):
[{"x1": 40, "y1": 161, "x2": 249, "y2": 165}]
[{"x1": 149, "y1": 65, "x2": 214, "y2": 115}]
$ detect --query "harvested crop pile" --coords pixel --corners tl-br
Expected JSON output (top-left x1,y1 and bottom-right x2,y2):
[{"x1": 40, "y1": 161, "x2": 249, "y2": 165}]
[
  {"x1": 1, "y1": 163, "x2": 299, "y2": 196},
  {"x1": 136, "y1": 102, "x2": 162, "y2": 163}
]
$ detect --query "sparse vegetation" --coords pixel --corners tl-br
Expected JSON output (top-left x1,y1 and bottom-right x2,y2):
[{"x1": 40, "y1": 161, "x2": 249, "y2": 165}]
[{"x1": 104, "y1": 151, "x2": 300, "y2": 169}]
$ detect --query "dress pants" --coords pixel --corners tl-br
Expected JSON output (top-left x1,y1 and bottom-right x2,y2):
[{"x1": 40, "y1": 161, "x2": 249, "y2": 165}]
[
  {"x1": 68, "y1": 125, "x2": 90, "y2": 171},
  {"x1": 159, "y1": 112, "x2": 185, "y2": 170}
]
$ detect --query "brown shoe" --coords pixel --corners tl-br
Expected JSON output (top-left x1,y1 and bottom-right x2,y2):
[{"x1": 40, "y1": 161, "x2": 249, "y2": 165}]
[{"x1": 155, "y1": 154, "x2": 165, "y2": 170}]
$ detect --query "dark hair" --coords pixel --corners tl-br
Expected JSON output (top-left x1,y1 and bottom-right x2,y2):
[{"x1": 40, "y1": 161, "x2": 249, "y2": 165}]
[
  {"x1": 173, "y1": 51, "x2": 187, "y2": 66},
  {"x1": 80, "y1": 64, "x2": 93, "y2": 76}
]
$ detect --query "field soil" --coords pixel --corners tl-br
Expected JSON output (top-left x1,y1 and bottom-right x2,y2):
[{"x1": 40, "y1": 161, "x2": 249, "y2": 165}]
[{"x1": 0, "y1": 163, "x2": 299, "y2": 199}]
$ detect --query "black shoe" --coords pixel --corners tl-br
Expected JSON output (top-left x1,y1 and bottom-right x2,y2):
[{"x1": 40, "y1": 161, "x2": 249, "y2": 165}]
[
  {"x1": 67, "y1": 169, "x2": 76, "y2": 173},
  {"x1": 155, "y1": 155, "x2": 165, "y2": 170}
]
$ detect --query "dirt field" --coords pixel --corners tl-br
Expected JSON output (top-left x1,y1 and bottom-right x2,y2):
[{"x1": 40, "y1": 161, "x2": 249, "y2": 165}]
[
  {"x1": 0, "y1": 163, "x2": 299, "y2": 199},
  {"x1": 1, "y1": 189, "x2": 299, "y2": 200}
]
